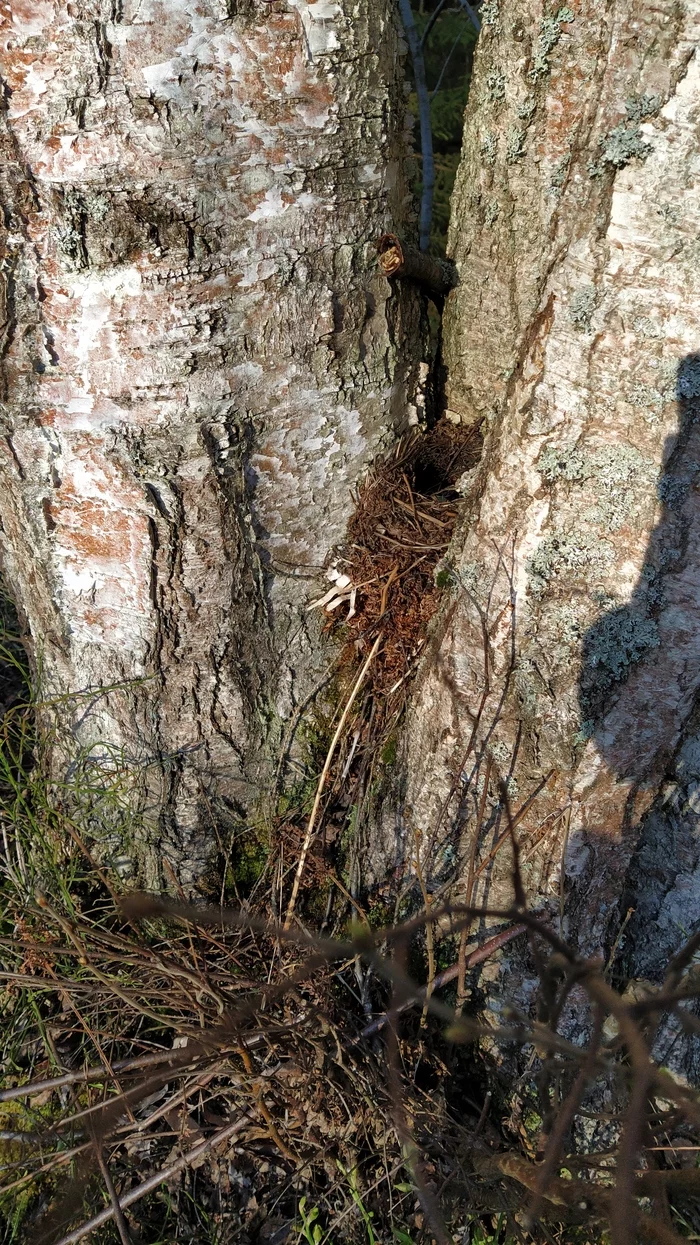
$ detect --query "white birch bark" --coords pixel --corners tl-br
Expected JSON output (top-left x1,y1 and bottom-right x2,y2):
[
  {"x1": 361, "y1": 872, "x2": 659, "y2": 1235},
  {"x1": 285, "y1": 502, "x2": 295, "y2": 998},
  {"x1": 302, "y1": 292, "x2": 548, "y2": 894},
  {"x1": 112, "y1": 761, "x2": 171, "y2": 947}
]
[{"x1": 0, "y1": 0, "x2": 420, "y2": 883}]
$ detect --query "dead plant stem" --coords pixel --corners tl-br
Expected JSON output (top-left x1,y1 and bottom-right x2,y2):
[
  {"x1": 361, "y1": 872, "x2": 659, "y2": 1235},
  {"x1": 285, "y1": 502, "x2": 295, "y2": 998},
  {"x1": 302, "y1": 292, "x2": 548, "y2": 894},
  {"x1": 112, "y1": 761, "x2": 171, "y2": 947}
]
[
  {"x1": 50, "y1": 1114, "x2": 253, "y2": 1245},
  {"x1": 284, "y1": 632, "x2": 383, "y2": 927}
]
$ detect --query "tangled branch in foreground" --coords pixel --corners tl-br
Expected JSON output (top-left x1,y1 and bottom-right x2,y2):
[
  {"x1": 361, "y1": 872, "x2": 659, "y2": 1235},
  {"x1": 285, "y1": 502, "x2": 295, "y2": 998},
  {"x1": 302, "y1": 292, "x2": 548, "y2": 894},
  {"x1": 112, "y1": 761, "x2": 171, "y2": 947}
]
[{"x1": 2, "y1": 858, "x2": 700, "y2": 1245}]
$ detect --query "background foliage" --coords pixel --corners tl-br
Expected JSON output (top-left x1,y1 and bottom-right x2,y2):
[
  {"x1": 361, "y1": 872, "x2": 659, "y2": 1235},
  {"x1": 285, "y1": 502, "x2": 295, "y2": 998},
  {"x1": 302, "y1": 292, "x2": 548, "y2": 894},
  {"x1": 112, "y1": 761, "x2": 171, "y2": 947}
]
[{"x1": 407, "y1": 1, "x2": 479, "y2": 253}]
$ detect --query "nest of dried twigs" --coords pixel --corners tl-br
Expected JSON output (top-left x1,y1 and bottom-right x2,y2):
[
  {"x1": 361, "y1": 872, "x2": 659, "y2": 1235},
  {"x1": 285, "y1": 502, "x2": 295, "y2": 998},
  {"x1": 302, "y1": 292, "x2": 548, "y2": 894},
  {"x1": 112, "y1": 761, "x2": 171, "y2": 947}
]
[{"x1": 336, "y1": 420, "x2": 482, "y2": 697}]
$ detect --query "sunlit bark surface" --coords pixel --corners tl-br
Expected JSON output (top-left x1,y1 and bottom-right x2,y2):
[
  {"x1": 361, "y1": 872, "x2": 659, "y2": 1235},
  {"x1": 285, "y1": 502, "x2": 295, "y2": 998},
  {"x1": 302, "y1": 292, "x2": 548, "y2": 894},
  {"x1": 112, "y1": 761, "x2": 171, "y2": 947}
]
[
  {"x1": 390, "y1": 0, "x2": 700, "y2": 1004},
  {"x1": 0, "y1": 0, "x2": 420, "y2": 882}
]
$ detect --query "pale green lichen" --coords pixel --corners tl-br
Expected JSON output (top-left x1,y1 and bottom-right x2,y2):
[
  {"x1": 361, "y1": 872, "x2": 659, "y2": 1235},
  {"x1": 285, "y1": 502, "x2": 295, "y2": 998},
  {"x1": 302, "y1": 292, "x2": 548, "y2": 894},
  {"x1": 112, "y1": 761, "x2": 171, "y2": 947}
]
[
  {"x1": 641, "y1": 564, "x2": 664, "y2": 607},
  {"x1": 677, "y1": 357, "x2": 700, "y2": 400},
  {"x1": 659, "y1": 475, "x2": 690, "y2": 510},
  {"x1": 593, "y1": 445, "x2": 653, "y2": 488},
  {"x1": 550, "y1": 602, "x2": 583, "y2": 647},
  {"x1": 584, "y1": 610, "x2": 659, "y2": 680},
  {"x1": 517, "y1": 98, "x2": 537, "y2": 122},
  {"x1": 538, "y1": 442, "x2": 655, "y2": 530},
  {"x1": 549, "y1": 153, "x2": 571, "y2": 195},
  {"x1": 481, "y1": 131, "x2": 498, "y2": 165},
  {"x1": 627, "y1": 380, "x2": 664, "y2": 422},
  {"x1": 485, "y1": 70, "x2": 506, "y2": 102},
  {"x1": 569, "y1": 286, "x2": 597, "y2": 331},
  {"x1": 538, "y1": 444, "x2": 587, "y2": 483},
  {"x1": 514, "y1": 659, "x2": 539, "y2": 715},
  {"x1": 625, "y1": 93, "x2": 663, "y2": 122},
  {"x1": 589, "y1": 124, "x2": 652, "y2": 175},
  {"x1": 459, "y1": 561, "x2": 481, "y2": 595},
  {"x1": 506, "y1": 128, "x2": 527, "y2": 162},
  {"x1": 658, "y1": 202, "x2": 681, "y2": 226},
  {"x1": 529, "y1": 8, "x2": 575, "y2": 80},
  {"x1": 573, "y1": 720, "x2": 595, "y2": 744},
  {"x1": 528, "y1": 527, "x2": 614, "y2": 597},
  {"x1": 491, "y1": 739, "x2": 511, "y2": 764},
  {"x1": 655, "y1": 358, "x2": 681, "y2": 396},
  {"x1": 484, "y1": 199, "x2": 500, "y2": 226},
  {"x1": 480, "y1": 0, "x2": 499, "y2": 26},
  {"x1": 634, "y1": 315, "x2": 661, "y2": 340}
]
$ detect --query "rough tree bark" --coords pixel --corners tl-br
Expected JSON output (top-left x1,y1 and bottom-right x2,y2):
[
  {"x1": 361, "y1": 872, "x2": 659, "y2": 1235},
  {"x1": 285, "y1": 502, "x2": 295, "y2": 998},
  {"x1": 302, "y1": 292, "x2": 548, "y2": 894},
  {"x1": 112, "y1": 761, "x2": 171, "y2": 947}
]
[
  {"x1": 384, "y1": 0, "x2": 700, "y2": 1011},
  {"x1": 0, "y1": 0, "x2": 421, "y2": 884}
]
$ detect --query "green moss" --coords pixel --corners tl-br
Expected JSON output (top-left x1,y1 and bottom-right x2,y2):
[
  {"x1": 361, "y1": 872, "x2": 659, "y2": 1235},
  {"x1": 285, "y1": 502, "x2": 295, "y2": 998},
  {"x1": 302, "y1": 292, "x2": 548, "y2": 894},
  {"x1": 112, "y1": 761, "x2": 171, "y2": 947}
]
[
  {"x1": 365, "y1": 896, "x2": 393, "y2": 929},
  {"x1": 224, "y1": 829, "x2": 269, "y2": 898},
  {"x1": 435, "y1": 566, "x2": 453, "y2": 589},
  {"x1": 523, "y1": 1109, "x2": 543, "y2": 1134},
  {"x1": 381, "y1": 735, "x2": 398, "y2": 766}
]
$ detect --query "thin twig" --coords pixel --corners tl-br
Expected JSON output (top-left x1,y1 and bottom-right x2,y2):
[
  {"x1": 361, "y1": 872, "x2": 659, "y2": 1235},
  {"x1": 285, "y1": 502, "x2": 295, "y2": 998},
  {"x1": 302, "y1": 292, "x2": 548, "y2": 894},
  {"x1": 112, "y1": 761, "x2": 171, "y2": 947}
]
[
  {"x1": 413, "y1": 830, "x2": 435, "y2": 1029},
  {"x1": 358, "y1": 924, "x2": 527, "y2": 1040},
  {"x1": 94, "y1": 1139, "x2": 133, "y2": 1245},
  {"x1": 457, "y1": 755, "x2": 492, "y2": 1014},
  {"x1": 0, "y1": 1050, "x2": 186, "y2": 1105},
  {"x1": 284, "y1": 633, "x2": 383, "y2": 927},
  {"x1": 50, "y1": 1115, "x2": 253, "y2": 1245}
]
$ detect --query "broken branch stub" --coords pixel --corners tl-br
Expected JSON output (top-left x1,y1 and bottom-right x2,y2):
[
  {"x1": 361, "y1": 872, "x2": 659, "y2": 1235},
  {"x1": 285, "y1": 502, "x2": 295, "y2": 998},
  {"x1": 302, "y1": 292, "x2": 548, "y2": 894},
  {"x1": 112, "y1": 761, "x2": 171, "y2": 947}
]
[{"x1": 376, "y1": 234, "x2": 457, "y2": 300}]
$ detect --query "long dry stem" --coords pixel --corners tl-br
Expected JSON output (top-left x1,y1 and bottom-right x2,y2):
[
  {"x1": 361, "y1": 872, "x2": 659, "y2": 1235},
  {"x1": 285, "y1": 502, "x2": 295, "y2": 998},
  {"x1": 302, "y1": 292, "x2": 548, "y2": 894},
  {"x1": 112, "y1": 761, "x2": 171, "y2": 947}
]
[{"x1": 284, "y1": 632, "x2": 382, "y2": 927}]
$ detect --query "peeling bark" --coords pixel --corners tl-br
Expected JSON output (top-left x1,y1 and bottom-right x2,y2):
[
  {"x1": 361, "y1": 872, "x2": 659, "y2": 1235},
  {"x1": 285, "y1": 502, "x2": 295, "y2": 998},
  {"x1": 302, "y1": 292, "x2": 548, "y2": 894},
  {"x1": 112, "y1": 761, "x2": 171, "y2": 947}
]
[
  {"x1": 0, "y1": 0, "x2": 421, "y2": 884},
  {"x1": 386, "y1": 0, "x2": 700, "y2": 998}
]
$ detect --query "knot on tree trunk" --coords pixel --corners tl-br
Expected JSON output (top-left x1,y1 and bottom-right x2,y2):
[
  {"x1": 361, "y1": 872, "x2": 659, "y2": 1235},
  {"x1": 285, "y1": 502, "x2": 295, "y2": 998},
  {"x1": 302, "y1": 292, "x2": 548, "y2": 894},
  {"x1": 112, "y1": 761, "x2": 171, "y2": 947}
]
[{"x1": 376, "y1": 234, "x2": 458, "y2": 303}]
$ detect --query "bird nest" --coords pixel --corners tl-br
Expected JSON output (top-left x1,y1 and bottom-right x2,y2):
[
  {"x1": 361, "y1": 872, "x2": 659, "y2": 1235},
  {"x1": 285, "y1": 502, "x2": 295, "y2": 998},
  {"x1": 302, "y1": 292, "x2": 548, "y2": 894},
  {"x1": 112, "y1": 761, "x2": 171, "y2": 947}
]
[{"x1": 315, "y1": 419, "x2": 483, "y2": 699}]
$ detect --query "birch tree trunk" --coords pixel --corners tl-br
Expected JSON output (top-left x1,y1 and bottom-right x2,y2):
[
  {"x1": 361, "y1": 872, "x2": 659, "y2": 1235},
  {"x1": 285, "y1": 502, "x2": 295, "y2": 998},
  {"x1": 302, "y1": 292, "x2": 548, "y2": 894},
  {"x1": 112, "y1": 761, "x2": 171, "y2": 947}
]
[
  {"x1": 0, "y1": 0, "x2": 420, "y2": 885},
  {"x1": 389, "y1": 0, "x2": 700, "y2": 996}
]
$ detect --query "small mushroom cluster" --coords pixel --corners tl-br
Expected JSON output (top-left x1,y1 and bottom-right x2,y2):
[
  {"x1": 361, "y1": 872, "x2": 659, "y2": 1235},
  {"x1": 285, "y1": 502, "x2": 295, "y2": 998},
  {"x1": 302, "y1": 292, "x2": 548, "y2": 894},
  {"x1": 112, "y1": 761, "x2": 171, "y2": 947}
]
[{"x1": 307, "y1": 566, "x2": 357, "y2": 619}]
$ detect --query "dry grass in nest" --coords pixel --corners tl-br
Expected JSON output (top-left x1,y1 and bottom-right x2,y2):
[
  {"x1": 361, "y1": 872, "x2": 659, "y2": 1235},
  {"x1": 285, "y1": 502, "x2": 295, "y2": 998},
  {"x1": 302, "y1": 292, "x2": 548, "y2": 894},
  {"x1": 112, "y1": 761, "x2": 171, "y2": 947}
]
[{"x1": 334, "y1": 419, "x2": 482, "y2": 705}]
